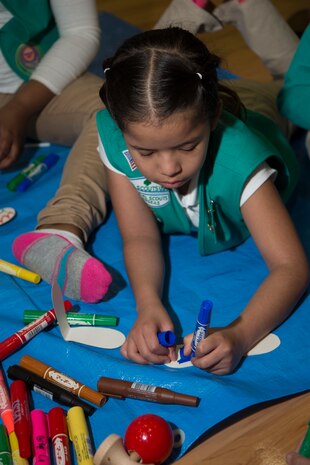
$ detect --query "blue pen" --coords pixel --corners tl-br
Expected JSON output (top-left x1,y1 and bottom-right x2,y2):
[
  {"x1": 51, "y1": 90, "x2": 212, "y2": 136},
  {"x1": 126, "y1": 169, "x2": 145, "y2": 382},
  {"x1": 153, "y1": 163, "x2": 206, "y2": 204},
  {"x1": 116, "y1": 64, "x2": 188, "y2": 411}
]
[
  {"x1": 178, "y1": 299, "x2": 213, "y2": 363},
  {"x1": 16, "y1": 154, "x2": 59, "y2": 192}
]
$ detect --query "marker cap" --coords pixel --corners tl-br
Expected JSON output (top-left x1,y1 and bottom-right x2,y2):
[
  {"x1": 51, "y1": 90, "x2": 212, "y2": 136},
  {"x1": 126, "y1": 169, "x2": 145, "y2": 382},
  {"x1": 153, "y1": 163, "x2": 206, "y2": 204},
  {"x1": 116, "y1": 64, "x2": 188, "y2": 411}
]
[
  {"x1": 1, "y1": 411, "x2": 15, "y2": 435},
  {"x1": 48, "y1": 407, "x2": 68, "y2": 438},
  {"x1": 10, "y1": 380, "x2": 31, "y2": 459},
  {"x1": 23, "y1": 300, "x2": 73, "y2": 324},
  {"x1": 0, "y1": 424, "x2": 11, "y2": 465},
  {"x1": 17, "y1": 268, "x2": 41, "y2": 284},
  {"x1": 66, "y1": 406, "x2": 89, "y2": 443},
  {"x1": 8, "y1": 432, "x2": 28, "y2": 465},
  {"x1": 157, "y1": 331, "x2": 176, "y2": 347},
  {"x1": 198, "y1": 300, "x2": 213, "y2": 324}
]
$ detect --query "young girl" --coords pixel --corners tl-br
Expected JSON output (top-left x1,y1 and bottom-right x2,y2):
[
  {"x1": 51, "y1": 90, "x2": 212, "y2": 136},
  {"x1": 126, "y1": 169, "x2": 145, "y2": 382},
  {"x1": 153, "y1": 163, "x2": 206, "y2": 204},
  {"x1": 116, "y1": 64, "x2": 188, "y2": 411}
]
[{"x1": 97, "y1": 27, "x2": 309, "y2": 375}]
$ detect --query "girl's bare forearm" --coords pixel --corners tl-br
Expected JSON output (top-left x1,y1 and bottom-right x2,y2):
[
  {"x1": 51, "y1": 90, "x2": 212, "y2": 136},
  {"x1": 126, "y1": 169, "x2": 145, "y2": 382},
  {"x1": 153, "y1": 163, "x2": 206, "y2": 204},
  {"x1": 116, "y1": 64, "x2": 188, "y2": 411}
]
[
  {"x1": 232, "y1": 262, "x2": 310, "y2": 353},
  {"x1": 123, "y1": 236, "x2": 165, "y2": 312}
]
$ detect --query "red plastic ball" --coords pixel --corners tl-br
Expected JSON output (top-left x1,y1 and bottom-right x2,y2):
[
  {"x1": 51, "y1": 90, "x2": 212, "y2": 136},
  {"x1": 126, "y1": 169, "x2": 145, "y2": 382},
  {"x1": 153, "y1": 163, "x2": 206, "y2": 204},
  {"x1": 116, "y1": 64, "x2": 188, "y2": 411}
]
[{"x1": 124, "y1": 414, "x2": 174, "y2": 465}]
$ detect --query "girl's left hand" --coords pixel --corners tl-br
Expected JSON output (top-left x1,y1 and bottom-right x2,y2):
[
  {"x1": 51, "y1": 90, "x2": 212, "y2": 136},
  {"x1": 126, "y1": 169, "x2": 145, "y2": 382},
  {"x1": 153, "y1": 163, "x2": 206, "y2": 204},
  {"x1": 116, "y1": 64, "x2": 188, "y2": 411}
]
[{"x1": 183, "y1": 327, "x2": 245, "y2": 375}]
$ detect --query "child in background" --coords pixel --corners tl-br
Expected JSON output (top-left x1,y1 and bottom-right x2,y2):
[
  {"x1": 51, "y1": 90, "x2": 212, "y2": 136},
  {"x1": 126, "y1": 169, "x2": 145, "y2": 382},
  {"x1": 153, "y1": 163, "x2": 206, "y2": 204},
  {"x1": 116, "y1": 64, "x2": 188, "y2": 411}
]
[
  {"x1": 157, "y1": 0, "x2": 309, "y2": 154},
  {"x1": 277, "y1": 24, "x2": 310, "y2": 157},
  {"x1": 2, "y1": 0, "x2": 112, "y2": 302},
  {"x1": 97, "y1": 26, "x2": 309, "y2": 374}
]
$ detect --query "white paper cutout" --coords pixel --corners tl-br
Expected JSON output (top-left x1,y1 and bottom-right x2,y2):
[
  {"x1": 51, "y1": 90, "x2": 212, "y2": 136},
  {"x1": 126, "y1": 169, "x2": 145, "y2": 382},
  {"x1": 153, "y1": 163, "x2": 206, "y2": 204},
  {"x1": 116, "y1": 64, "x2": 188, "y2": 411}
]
[
  {"x1": 165, "y1": 345, "x2": 192, "y2": 369},
  {"x1": 165, "y1": 333, "x2": 281, "y2": 369},
  {"x1": 0, "y1": 208, "x2": 16, "y2": 226},
  {"x1": 246, "y1": 333, "x2": 281, "y2": 356},
  {"x1": 51, "y1": 282, "x2": 126, "y2": 349}
]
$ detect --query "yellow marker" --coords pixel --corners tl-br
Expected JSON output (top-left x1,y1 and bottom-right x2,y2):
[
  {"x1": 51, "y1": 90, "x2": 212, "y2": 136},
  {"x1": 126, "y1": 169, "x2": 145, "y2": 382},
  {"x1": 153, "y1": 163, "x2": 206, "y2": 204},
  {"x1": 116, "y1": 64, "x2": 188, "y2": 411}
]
[
  {"x1": 0, "y1": 259, "x2": 41, "y2": 284},
  {"x1": 67, "y1": 407, "x2": 94, "y2": 465},
  {"x1": 9, "y1": 432, "x2": 28, "y2": 465}
]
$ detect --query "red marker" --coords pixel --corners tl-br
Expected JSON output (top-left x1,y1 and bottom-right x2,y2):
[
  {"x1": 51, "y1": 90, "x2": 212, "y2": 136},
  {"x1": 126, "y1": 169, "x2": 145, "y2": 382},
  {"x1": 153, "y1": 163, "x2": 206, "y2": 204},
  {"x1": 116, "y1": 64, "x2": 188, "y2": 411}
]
[
  {"x1": 48, "y1": 407, "x2": 71, "y2": 465},
  {"x1": 0, "y1": 301, "x2": 72, "y2": 361},
  {"x1": 10, "y1": 380, "x2": 32, "y2": 458}
]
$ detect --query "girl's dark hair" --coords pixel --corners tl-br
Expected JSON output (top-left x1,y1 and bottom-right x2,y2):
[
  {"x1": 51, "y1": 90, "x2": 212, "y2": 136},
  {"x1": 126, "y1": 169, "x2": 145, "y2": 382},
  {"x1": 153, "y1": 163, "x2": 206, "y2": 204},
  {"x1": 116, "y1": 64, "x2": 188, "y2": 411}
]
[{"x1": 100, "y1": 27, "x2": 244, "y2": 131}]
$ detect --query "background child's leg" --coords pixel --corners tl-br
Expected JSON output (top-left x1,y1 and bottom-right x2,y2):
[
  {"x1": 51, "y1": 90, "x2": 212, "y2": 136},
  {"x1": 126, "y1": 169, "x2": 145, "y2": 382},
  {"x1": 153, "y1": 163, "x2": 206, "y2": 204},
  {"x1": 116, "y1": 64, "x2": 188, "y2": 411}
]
[
  {"x1": 154, "y1": 0, "x2": 222, "y2": 34},
  {"x1": 225, "y1": 78, "x2": 290, "y2": 134},
  {"x1": 214, "y1": 0, "x2": 299, "y2": 77},
  {"x1": 13, "y1": 232, "x2": 111, "y2": 303},
  {"x1": 13, "y1": 73, "x2": 112, "y2": 302}
]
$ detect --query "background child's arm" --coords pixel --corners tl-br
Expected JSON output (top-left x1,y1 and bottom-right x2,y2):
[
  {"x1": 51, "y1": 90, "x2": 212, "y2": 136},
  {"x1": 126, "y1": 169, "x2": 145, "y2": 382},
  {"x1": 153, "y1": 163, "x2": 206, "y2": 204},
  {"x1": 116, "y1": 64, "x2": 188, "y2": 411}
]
[
  {"x1": 185, "y1": 178, "x2": 309, "y2": 374},
  {"x1": 107, "y1": 168, "x2": 175, "y2": 364}
]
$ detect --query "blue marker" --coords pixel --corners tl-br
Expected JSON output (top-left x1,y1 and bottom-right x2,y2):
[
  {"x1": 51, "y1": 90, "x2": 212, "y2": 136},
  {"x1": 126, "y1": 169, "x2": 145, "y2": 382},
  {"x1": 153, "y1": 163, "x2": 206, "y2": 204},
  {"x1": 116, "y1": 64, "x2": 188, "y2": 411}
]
[
  {"x1": 157, "y1": 331, "x2": 176, "y2": 347},
  {"x1": 16, "y1": 154, "x2": 59, "y2": 192},
  {"x1": 178, "y1": 299, "x2": 213, "y2": 363}
]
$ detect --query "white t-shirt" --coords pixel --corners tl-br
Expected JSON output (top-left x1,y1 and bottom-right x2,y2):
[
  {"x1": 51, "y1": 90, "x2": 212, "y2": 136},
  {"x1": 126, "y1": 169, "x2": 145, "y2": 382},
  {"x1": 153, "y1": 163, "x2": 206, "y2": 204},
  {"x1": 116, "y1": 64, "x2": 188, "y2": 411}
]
[
  {"x1": 99, "y1": 139, "x2": 277, "y2": 228},
  {"x1": 0, "y1": 0, "x2": 100, "y2": 95}
]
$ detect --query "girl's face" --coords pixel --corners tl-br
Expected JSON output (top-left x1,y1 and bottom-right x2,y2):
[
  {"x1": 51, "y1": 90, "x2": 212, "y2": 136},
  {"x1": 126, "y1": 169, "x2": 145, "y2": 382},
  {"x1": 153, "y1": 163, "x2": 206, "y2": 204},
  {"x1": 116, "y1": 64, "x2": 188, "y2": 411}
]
[{"x1": 123, "y1": 110, "x2": 214, "y2": 194}]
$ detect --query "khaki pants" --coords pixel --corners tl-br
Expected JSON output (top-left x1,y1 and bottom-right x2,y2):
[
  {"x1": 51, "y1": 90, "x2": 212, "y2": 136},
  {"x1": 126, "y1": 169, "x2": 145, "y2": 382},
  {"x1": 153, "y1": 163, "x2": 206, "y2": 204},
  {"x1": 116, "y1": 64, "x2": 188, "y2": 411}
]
[
  {"x1": 226, "y1": 78, "x2": 289, "y2": 136},
  {"x1": 0, "y1": 73, "x2": 108, "y2": 242}
]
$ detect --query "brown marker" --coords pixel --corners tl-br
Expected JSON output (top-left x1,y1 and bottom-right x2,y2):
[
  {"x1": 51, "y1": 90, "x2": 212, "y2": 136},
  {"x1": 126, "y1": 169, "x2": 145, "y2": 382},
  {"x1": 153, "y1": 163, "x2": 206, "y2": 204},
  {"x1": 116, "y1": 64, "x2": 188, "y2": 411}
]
[
  {"x1": 19, "y1": 355, "x2": 107, "y2": 407},
  {"x1": 97, "y1": 376, "x2": 199, "y2": 407}
]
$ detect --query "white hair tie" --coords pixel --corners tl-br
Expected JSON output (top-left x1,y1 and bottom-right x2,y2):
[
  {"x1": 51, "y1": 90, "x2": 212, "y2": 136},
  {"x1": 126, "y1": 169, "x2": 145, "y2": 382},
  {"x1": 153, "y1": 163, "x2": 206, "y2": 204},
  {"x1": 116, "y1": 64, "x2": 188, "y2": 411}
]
[
  {"x1": 196, "y1": 72, "x2": 202, "y2": 79},
  {"x1": 104, "y1": 68, "x2": 110, "y2": 74}
]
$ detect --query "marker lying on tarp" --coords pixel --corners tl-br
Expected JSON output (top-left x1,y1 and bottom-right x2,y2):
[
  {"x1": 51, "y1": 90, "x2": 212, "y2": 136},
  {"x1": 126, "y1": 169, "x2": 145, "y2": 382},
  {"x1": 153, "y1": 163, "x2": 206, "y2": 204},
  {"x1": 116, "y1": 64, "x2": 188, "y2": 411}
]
[
  {"x1": 97, "y1": 376, "x2": 199, "y2": 407},
  {"x1": 19, "y1": 355, "x2": 107, "y2": 407},
  {"x1": 6, "y1": 154, "x2": 46, "y2": 191},
  {"x1": 0, "y1": 259, "x2": 41, "y2": 284},
  {"x1": 7, "y1": 365, "x2": 95, "y2": 416},
  {"x1": 0, "y1": 301, "x2": 72, "y2": 361},
  {"x1": 23, "y1": 310, "x2": 118, "y2": 327},
  {"x1": 16, "y1": 154, "x2": 59, "y2": 192}
]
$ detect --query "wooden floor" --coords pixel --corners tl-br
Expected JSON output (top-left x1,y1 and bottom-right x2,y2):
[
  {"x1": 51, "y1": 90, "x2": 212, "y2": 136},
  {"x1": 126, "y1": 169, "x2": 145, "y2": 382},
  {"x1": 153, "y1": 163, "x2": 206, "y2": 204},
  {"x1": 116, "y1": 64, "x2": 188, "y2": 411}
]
[
  {"x1": 97, "y1": 0, "x2": 309, "y2": 81},
  {"x1": 95, "y1": 1, "x2": 310, "y2": 464}
]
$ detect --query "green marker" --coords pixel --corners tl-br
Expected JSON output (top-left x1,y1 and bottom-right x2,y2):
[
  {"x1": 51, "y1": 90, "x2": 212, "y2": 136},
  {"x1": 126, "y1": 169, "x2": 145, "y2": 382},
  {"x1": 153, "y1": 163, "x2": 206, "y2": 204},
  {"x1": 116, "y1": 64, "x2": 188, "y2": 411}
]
[
  {"x1": 0, "y1": 425, "x2": 12, "y2": 465},
  {"x1": 300, "y1": 421, "x2": 310, "y2": 458},
  {"x1": 23, "y1": 310, "x2": 118, "y2": 327},
  {"x1": 6, "y1": 154, "x2": 47, "y2": 191}
]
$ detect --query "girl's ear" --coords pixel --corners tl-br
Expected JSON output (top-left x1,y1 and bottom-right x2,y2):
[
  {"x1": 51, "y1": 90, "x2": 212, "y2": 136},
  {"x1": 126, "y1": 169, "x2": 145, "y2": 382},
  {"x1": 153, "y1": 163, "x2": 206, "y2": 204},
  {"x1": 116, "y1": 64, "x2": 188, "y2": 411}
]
[{"x1": 211, "y1": 99, "x2": 223, "y2": 131}]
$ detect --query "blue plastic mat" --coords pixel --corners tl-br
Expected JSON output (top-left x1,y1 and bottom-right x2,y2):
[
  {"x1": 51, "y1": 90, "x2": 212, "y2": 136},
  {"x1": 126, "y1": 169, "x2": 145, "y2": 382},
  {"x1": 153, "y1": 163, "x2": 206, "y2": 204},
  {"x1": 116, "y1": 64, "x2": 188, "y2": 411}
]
[{"x1": 0, "y1": 12, "x2": 310, "y2": 465}]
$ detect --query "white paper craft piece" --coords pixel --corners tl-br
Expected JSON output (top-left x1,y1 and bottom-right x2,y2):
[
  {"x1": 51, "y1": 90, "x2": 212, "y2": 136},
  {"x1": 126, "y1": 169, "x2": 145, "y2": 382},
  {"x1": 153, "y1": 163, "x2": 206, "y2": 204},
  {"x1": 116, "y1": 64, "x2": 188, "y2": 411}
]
[
  {"x1": 165, "y1": 333, "x2": 281, "y2": 368},
  {"x1": 0, "y1": 208, "x2": 16, "y2": 226},
  {"x1": 51, "y1": 282, "x2": 126, "y2": 349},
  {"x1": 246, "y1": 333, "x2": 281, "y2": 356}
]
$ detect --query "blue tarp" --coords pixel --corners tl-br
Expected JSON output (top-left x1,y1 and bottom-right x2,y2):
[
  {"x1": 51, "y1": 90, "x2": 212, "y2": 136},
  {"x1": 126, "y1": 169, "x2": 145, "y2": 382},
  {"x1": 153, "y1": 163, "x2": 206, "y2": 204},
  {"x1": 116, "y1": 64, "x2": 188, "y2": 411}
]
[{"x1": 0, "y1": 12, "x2": 309, "y2": 465}]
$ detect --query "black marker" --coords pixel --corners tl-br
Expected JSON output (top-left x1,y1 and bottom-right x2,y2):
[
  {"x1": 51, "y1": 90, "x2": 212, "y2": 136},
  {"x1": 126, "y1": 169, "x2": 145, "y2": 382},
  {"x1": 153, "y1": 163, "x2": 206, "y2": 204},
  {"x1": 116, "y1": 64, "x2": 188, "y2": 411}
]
[{"x1": 7, "y1": 365, "x2": 95, "y2": 416}]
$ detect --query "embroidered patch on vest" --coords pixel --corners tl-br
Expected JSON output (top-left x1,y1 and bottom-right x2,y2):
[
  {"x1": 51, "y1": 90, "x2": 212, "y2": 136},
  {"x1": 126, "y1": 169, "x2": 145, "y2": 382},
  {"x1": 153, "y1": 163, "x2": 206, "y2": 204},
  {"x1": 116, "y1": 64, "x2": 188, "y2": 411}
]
[
  {"x1": 131, "y1": 178, "x2": 171, "y2": 208},
  {"x1": 122, "y1": 150, "x2": 137, "y2": 171},
  {"x1": 16, "y1": 44, "x2": 42, "y2": 76}
]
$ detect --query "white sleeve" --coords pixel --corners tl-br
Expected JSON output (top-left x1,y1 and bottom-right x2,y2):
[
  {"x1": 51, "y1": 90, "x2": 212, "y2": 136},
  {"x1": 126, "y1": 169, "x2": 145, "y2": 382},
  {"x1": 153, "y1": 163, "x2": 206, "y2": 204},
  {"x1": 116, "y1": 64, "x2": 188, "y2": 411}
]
[
  {"x1": 98, "y1": 138, "x2": 126, "y2": 176},
  {"x1": 30, "y1": 0, "x2": 101, "y2": 95},
  {"x1": 240, "y1": 162, "x2": 277, "y2": 207}
]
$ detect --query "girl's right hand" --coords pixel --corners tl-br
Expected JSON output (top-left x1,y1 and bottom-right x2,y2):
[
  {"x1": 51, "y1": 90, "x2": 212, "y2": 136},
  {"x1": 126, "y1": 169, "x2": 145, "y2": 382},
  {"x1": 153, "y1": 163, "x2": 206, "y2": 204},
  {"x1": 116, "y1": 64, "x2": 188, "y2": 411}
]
[{"x1": 121, "y1": 305, "x2": 176, "y2": 365}]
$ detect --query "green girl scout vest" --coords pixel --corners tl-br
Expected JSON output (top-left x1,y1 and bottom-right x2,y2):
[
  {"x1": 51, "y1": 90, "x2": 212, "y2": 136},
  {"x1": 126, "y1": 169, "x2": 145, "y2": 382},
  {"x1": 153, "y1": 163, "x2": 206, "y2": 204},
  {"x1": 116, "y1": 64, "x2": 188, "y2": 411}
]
[
  {"x1": 0, "y1": 0, "x2": 59, "y2": 80},
  {"x1": 97, "y1": 108, "x2": 298, "y2": 256}
]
